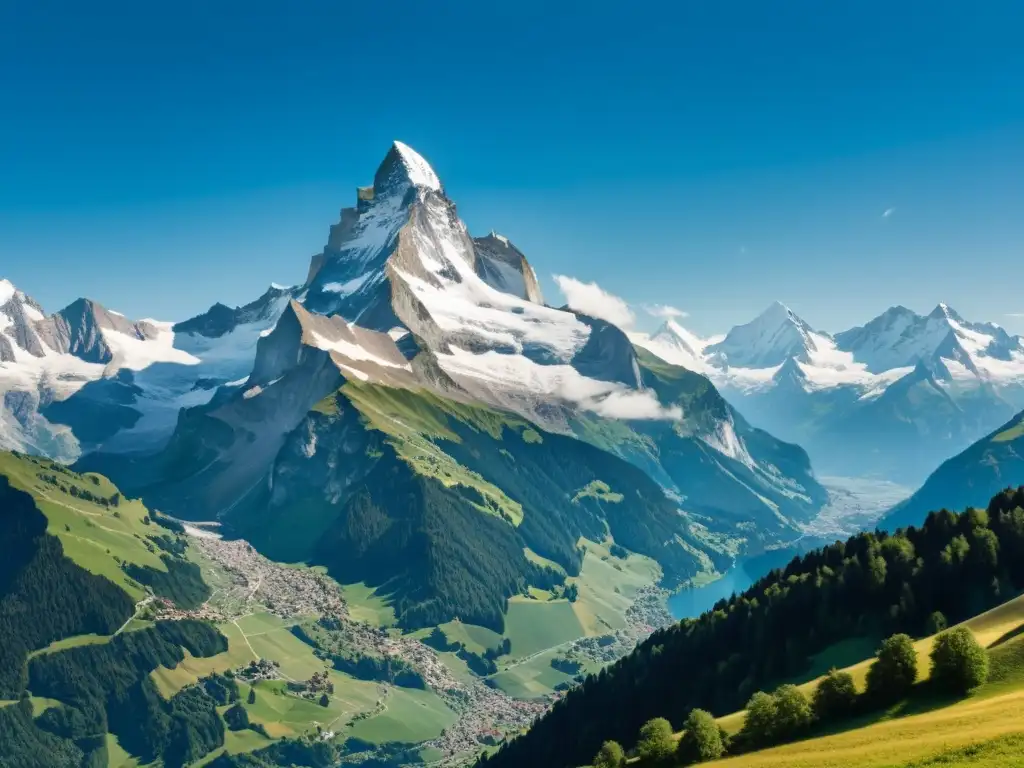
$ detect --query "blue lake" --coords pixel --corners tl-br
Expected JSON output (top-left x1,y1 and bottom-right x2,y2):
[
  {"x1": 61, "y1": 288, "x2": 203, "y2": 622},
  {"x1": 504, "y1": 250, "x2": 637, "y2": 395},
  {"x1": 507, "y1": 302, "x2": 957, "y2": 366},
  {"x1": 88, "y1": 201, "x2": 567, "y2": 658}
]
[{"x1": 667, "y1": 564, "x2": 757, "y2": 620}]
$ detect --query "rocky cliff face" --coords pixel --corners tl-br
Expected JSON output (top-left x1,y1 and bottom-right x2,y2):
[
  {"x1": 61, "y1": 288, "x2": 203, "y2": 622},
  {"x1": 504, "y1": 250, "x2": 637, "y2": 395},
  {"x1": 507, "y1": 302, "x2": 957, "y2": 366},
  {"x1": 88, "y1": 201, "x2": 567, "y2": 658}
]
[
  {"x1": 473, "y1": 233, "x2": 545, "y2": 304},
  {"x1": 0, "y1": 282, "x2": 200, "y2": 459},
  {"x1": 42, "y1": 298, "x2": 160, "y2": 364}
]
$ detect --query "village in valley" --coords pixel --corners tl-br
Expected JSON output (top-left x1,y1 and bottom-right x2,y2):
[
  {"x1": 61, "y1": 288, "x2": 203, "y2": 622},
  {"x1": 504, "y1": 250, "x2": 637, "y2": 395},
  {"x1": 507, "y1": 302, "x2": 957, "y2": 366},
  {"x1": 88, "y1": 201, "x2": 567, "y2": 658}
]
[{"x1": 145, "y1": 522, "x2": 674, "y2": 765}]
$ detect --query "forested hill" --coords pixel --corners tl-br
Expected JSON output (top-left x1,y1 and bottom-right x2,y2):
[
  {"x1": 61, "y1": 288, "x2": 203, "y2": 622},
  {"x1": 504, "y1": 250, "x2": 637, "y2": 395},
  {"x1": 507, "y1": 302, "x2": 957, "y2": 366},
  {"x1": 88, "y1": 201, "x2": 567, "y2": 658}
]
[
  {"x1": 476, "y1": 486, "x2": 1024, "y2": 768},
  {"x1": 0, "y1": 452, "x2": 230, "y2": 768}
]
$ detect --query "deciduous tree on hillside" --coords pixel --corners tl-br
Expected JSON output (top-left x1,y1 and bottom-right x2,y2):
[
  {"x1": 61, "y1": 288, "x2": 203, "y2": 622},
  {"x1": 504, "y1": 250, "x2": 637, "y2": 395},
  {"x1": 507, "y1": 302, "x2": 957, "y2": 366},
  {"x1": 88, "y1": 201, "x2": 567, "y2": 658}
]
[
  {"x1": 930, "y1": 627, "x2": 988, "y2": 695},
  {"x1": 866, "y1": 634, "x2": 918, "y2": 704}
]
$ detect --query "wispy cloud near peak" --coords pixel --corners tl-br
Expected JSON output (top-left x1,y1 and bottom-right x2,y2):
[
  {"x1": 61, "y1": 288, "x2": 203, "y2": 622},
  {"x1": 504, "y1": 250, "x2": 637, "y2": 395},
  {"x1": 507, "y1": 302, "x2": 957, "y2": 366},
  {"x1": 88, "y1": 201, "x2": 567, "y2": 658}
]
[
  {"x1": 644, "y1": 304, "x2": 688, "y2": 319},
  {"x1": 553, "y1": 274, "x2": 635, "y2": 329}
]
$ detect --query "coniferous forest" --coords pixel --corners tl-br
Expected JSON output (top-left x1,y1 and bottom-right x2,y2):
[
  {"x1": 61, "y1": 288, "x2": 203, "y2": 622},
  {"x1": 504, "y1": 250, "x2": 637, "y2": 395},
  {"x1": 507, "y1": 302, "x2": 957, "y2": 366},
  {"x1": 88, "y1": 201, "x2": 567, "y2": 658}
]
[
  {"x1": 0, "y1": 476, "x2": 135, "y2": 697},
  {"x1": 478, "y1": 487, "x2": 1024, "y2": 768}
]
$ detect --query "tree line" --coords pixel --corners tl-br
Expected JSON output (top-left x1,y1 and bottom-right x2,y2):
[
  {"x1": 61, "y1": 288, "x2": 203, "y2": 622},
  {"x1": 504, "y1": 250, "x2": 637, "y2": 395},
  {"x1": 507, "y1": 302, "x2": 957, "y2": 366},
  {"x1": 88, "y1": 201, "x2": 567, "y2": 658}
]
[
  {"x1": 591, "y1": 625, "x2": 989, "y2": 766},
  {"x1": 477, "y1": 486, "x2": 1024, "y2": 768}
]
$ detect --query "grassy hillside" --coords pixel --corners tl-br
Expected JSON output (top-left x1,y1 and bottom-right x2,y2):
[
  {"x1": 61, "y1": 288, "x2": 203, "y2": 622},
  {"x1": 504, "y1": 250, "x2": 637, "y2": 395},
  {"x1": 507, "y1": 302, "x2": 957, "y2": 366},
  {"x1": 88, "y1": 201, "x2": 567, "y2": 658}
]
[
  {"x1": 699, "y1": 595, "x2": 1024, "y2": 768},
  {"x1": 232, "y1": 380, "x2": 723, "y2": 632},
  {"x1": 477, "y1": 486, "x2": 1024, "y2": 768}
]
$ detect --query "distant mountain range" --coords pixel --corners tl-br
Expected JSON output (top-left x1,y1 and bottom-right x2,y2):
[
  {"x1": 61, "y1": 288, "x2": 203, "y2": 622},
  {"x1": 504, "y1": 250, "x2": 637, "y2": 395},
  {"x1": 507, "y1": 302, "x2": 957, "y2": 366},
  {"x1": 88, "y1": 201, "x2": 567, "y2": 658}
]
[
  {"x1": 633, "y1": 302, "x2": 1024, "y2": 484},
  {"x1": 2, "y1": 142, "x2": 828, "y2": 634}
]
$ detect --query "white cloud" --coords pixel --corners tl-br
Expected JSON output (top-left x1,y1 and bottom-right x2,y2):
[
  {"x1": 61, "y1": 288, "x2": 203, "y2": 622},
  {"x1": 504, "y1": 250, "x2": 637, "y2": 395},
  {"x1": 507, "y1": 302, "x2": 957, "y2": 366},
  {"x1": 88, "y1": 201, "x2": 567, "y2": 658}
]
[
  {"x1": 643, "y1": 304, "x2": 689, "y2": 320},
  {"x1": 882, "y1": 207, "x2": 895, "y2": 218},
  {"x1": 588, "y1": 390, "x2": 683, "y2": 421},
  {"x1": 553, "y1": 274, "x2": 635, "y2": 329},
  {"x1": 1007, "y1": 313, "x2": 1024, "y2": 319},
  {"x1": 438, "y1": 346, "x2": 683, "y2": 422}
]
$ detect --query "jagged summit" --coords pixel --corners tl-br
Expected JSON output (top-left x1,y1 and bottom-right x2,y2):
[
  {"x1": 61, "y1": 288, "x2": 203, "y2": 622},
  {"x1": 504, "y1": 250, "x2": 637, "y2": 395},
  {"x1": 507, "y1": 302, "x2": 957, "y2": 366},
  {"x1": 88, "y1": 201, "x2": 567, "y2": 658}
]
[
  {"x1": 928, "y1": 302, "x2": 960, "y2": 321},
  {"x1": 634, "y1": 319, "x2": 711, "y2": 373},
  {"x1": 651, "y1": 319, "x2": 706, "y2": 357},
  {"x1": 174, "y1": 283, "x2": 295, "y2": 340},
  {"x1": 835, "y1": 302, "x2": 1024, "y2": 374},
  {"x1": 373, "y1": 140, "x2": 443, "y2": 195}
]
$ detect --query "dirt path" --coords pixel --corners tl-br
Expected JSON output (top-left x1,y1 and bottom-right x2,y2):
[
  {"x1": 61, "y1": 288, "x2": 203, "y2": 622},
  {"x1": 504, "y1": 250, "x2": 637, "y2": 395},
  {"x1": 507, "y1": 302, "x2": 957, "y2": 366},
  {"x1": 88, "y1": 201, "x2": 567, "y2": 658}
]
[
  {"x1": 114, "y1": 596, "x2": 155, "y2": 636},
  {"x1": 232, "y1": 618, "x2": 261, "y2": 661},
  {"x1": 39, "y1": 491, "x2": 137, "y2": 538}
]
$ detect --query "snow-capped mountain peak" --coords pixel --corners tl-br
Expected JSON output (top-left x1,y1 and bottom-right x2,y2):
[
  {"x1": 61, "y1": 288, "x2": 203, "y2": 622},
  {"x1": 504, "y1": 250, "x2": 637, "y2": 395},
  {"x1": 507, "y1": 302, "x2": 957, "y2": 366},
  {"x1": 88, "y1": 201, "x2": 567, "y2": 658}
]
[
  {"x1": 706, "y1": 301, "x2": 826, "y2": 368},
  {"x1": 835, "y1": 303, "x2": 1024, "y2": 378},
  {"x1": 928, "y1": 302, "x2": 960, "y2": 322},
  {"x1": 632, "y1": 318, "x2": 712, "y2": 372},
  {"x1": 0, "y1": 279, "x2": 17, "y2": 305},
  {"x1": 652, "y1": 319, "x2": 706, "y2": 355},
  {"x1": 1, "y1": 280, "x2": 48, "y2": 359},
  {"x1": 772, "y1": 355, "x2": 811, "y2": 389},
  {"x1": 373, "y1": 140, "x2": 443, "y2": 195}
]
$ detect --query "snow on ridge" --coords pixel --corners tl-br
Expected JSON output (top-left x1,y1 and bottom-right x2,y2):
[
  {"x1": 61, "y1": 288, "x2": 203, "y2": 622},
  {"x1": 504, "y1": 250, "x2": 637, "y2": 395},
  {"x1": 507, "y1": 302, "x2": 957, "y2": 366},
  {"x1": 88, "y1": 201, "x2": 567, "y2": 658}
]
[
  {"x1": 308, "y1": 329, "x2": 411, "y2": 371},
  {"x1": 0, "y1": 279, "x2": 16, "y2": 305},
  {"x1": 636, "y1": 300, "x2": 1024, "y2": 399},
  {"x1": 389, "y1": 191, "x2": 592, "y2": 360},
  {"x1": 340, "y1": 186, "x2": 407, "y2": 264},
  {"x1": 322, "y1": 271, "x2": 378, "y2": 296},
  {"x1": 392, "y1": 141, "x2": 442, "y2": 192},
  {"x1": 633, "y1": 319, "x2": 715, "y2": 373},
  {"x1": 101, "y1": 326, "x2": 201, "y2": 371}
]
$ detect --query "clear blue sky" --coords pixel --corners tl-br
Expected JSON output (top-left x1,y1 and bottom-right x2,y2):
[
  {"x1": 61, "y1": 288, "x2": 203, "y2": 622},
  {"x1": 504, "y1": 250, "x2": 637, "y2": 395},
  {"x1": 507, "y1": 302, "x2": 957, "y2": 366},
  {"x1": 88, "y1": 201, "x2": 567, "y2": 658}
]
[{"x1": 2, "y1": 0, "x2": 1022, "y2": 336}]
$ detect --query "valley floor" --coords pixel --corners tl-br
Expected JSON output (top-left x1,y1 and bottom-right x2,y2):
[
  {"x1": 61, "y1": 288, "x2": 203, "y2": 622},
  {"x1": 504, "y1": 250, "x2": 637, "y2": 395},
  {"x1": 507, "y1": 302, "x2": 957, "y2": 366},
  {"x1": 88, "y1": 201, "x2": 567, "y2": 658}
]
[
  {"x1": 157, "y1": 528, "x2": 678, "y2": 765},
  {"x1": 803, "y1": 476, "x2": 911, "y2": 538}
]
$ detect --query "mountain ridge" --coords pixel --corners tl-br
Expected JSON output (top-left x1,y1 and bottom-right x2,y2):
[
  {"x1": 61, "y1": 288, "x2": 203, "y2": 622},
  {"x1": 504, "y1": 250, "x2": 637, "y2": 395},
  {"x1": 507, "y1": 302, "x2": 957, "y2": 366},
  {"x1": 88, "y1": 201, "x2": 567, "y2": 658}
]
[
  {"x1": 636, "y1": 301, "x2": 1024, "y2": 483},
  {"x1": 882, "y1": 407, "x2": 1024, "y2": 530}
]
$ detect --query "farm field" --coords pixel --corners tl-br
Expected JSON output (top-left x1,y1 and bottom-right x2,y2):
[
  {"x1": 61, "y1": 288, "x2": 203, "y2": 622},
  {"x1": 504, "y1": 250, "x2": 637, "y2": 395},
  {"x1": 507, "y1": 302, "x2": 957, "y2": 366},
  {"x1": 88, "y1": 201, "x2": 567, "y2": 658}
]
[
  {"x1": 151, "y1": 621, "x2": 256, "y2": 698},
  {"x1": 347, "y1": 686, "x2": 459, "y2": 744},
  {"x1": 503, "y1": 597, "x2": 585, "y2": 659},
  {"x1": 339, "y1": 581, "x2": 398, "y2": 627}
]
